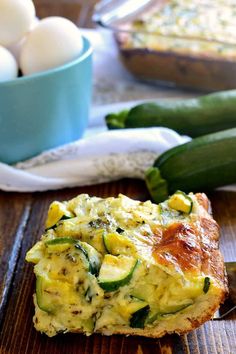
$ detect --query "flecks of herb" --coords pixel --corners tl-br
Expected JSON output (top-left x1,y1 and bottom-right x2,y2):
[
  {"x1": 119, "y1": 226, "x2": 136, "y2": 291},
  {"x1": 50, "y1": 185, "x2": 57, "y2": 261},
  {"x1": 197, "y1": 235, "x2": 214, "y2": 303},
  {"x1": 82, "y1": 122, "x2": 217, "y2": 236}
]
[
  {"x1": 59, "y1": 267, "x2": 68, "y2": 276},
  {"x1": 88, "y1": 219, "x2": 107, "y2": 229},
  {"x1": 130, "y1": 305, "x2": 150, "y2": 329},
  {"x1": 116, "y1": 227, "x2": 124, "y2": 234},
  {"x1": 76, "y1": 280, "x2": 85, "y2": 293},
  {"x1": 71, "y1": 310, "x2": 80, "y2": 315},
  {"x1": 203, "y1": 277, "x2": 210, "y2": 293}
]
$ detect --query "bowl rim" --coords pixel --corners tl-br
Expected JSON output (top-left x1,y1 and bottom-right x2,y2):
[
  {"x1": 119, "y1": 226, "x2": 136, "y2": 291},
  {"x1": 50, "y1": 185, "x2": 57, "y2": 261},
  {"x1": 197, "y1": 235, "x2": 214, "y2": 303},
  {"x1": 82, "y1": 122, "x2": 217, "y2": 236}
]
[{"x1": 0, "y1": 35, "x2": 93, "y2": 87}]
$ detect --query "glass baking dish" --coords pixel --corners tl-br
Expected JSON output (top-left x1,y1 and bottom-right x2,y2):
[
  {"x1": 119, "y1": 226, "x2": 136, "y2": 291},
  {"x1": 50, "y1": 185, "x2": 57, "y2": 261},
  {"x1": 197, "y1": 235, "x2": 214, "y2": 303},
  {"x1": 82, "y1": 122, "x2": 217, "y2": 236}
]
[{"x1": 93, "y1": 0, "x2": 236, "y2": 91}]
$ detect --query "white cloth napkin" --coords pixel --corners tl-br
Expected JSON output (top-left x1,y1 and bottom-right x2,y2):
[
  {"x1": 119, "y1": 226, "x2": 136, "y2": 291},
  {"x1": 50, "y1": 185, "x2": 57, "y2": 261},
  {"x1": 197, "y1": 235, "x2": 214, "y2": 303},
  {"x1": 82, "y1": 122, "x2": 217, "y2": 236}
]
[{"x1": 0, "y1": 126, "x2": 190, "y2": 192}]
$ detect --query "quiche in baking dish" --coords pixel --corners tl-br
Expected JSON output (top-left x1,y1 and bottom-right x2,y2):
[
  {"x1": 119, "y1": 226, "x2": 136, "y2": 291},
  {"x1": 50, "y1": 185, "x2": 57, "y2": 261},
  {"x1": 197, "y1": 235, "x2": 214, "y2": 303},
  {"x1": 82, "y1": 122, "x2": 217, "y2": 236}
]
[
  {"x1": 26, "y1": 192, "x2": 227, "y2": 337},
  {"x1": 116, "y1": 0, "x2": 236, "y2": 89},
  {"x1": 122, "y1": 0, "x2": 236, "y2": 58}
]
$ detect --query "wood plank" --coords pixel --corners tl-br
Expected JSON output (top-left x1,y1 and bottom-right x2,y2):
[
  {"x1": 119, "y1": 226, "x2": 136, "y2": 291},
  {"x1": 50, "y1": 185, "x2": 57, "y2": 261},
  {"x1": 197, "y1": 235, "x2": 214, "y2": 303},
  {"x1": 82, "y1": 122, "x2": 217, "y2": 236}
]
[
  {"x1": 0, "y1": 181, "x2": 235, "y2": 353},
  {"x1": 0, "y1": 192, "x2": 32, "y2": 322},
  {"x1": 208, "y1": 191, "x2": 236, "y2": 262}
]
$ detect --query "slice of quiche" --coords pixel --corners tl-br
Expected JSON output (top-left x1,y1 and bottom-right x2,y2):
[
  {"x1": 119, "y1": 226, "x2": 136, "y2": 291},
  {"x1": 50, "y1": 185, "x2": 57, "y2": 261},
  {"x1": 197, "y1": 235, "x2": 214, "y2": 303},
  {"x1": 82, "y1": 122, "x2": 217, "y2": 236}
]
[{"x1": 26, "y1": 192, "x2": 228, "y2": 338}]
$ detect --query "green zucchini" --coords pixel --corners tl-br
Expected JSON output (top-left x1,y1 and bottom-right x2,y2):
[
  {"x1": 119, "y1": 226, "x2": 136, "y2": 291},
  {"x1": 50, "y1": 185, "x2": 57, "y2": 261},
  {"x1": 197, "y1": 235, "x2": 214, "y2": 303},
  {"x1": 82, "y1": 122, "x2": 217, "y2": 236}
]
[
  {"x1": 168, "y1": 191, "x2": 193, "y2": 214},
  {"x1": 116, "y1": 296, "x2": 149, "y2": 328},
  {"x1": 147, "y1": 302, "x2": 193, "y2": 324},
  {"x1": 98, "y1": 254, "x2": 138, "y2": 292},
  {"x1": 106, "y1": 90, "x2": 236, "y2": 137},
  {"x1": 145, "y1": 128, "x2": 236, "y2": 203},
  {"x1": 36, "y1": 239, "x2": 101, "y2": 313},
  {"x1": 25, "y1": 241, "x2": 44, "y2": 264},
  {"x1": 203, "y1": 277, "x2": 211, "y2": 293},
  {"x1": 131, "y1": 284, "x2": 156, "y2": 303},
  {"x1": 80, "y1": 318, "x2": 95, "y2": 333},
  {"x1": 36, "y1": 276, "x2": 61, "y2": 314},
  {"x1": 80, "y1": 242, "x2": 101, "y2": 276},
  {"x1": 130, "y1": 303, "x2": 150, "y2": 329},
  {"x1": 46, "y1": 237, "x2": 77, "y2": 247},
  {"x1": 45, "y1": 201, "x2": 74, "y2": 230},
  {"x1": 46, "y1": 238, "x2": 101, "y2": 276},
  {"x1": 103, "y1": 232, "x2": 137, "y2": 256}
]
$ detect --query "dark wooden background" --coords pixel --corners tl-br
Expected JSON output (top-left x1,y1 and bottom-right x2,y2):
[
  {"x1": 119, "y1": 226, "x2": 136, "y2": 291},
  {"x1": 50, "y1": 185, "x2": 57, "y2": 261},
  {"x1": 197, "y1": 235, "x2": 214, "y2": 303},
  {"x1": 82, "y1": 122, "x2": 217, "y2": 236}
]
[
  {"x1": 0, "y1": 1, "x2": 236, "y2": 353},
  {"x1": 33, "y1": 0, "x2": 98, "y2": 27}
]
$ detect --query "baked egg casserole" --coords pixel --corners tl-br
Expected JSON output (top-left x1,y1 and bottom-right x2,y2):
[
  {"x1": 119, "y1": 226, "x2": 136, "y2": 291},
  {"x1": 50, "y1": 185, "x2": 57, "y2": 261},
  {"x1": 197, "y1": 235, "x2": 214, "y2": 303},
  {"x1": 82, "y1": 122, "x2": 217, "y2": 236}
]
[
  {"x1": 26, "y1": 192, "x2": 227, "y2": 337},
  {"x1": 116, "y1": 0, "x2": 236, "y2": 90},
  {"x1": 123, "y1": 0, "x2": 236, "y2": 58}
]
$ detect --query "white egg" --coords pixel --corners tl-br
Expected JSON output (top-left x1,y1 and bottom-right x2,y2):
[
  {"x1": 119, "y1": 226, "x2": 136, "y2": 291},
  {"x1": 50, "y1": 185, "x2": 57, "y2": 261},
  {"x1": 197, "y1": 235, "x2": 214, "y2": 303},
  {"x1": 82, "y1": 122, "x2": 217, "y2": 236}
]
[
  {"x1": 7, "y1": 37, "x2": 26, "y2": 65},
  {"x1": 0, "y1": 0, "x2": 36, "y2": 47},
  {"x1": 20, "y1": 17, "x2": 84, "y2": 76},
  {"x1": 0, "y1": 46, "x2": 18, "y2": 82},
  {"x1": 7, "y1": 17, "x2": 39, "y2": 64}
]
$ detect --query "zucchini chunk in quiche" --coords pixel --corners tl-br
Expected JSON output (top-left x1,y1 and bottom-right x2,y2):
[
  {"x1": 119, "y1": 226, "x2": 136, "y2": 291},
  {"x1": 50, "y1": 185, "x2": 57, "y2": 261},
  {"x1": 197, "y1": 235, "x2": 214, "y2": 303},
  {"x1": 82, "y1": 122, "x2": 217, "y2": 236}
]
[{"x1": 26, "y1": 192, "x2": 228, "y2": 338}]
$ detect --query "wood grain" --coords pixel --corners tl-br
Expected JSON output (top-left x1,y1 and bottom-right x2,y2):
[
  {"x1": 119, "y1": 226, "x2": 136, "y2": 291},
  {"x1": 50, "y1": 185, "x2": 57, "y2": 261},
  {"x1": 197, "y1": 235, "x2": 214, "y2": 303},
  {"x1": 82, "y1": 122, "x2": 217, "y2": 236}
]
[
  {"x1": 0, "y1": 192, "x2": 32, "y2": 322},
  {"x1": 0, "y1": 181, "x2": 235, "y2": 354}
]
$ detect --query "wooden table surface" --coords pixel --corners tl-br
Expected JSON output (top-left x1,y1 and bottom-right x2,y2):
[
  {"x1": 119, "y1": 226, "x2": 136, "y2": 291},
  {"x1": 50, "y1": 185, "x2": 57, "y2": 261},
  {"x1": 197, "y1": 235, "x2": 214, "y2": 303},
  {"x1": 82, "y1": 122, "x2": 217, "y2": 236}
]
[
  {"x1": 0, "y1": 2, "x2": 236, "y2": 353},
  {"x1": 0, "y1": 183, "x2": 235, "y2": 354}
]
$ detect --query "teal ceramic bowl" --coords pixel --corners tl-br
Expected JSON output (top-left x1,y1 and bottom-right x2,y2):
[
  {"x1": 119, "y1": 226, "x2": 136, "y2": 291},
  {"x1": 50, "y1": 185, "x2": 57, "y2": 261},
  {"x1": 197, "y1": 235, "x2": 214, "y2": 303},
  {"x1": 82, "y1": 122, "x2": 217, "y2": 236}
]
[{"x1": 0, "y1": 36, "x2": 92, "y2": 164}]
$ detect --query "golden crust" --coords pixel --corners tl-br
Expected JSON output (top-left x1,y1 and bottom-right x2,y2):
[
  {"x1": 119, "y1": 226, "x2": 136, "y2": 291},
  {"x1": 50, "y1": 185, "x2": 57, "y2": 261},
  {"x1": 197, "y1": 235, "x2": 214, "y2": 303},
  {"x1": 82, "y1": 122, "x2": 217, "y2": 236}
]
[
  {"x1": 195, "y1": 194, "x2": 228, "y2": 293},
  {"x1": 70, "y1": 297, "x2": 225, "y2": 338},
  {"x1": 150, "y1": 193, "x2": 227, "y2": 288}
]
